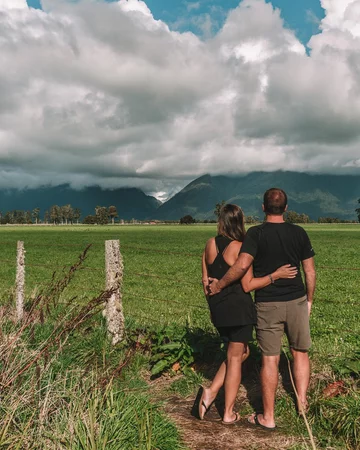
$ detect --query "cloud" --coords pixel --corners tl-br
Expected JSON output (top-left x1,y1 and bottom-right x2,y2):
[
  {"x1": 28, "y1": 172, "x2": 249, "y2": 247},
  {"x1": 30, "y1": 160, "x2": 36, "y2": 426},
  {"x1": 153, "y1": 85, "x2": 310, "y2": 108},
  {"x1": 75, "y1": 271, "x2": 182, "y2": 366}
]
[
  {"x1": 185, "y1": 2, "x2": 200, "y2": 12},
  {"x1": 0, "y1": 0, "x2": 27, "y2": 9},
  {"x1": 0, "y1": 0, "x2": 360, "y2": 198}
]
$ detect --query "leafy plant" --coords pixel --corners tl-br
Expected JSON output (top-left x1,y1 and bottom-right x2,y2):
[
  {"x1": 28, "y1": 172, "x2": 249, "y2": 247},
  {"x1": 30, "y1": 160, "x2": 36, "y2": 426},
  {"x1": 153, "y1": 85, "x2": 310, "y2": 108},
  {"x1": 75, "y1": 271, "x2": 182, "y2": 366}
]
[
  {"x1": 150, "y1": 325, "x2": 195, "y2": 376},
  {"x1": 149, "y1": 325, "x2": 221, "y2": 377},
  {"x1": 332, "y1": 350, "x2": 360, "y2": 378}
]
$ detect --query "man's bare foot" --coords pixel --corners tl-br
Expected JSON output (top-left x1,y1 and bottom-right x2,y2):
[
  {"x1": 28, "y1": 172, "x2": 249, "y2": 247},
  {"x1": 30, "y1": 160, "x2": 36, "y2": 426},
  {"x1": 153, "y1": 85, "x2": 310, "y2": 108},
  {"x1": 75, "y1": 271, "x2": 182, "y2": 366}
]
[
  {"x1": 297, "y1": 399, "x2": 309, "y2": 416},
  {"x1": 198, "y1": 386, "x2": 217, "y2": 420},
  {"x1": 247, "y1": 413, "x2": 276, "y2": 430}
]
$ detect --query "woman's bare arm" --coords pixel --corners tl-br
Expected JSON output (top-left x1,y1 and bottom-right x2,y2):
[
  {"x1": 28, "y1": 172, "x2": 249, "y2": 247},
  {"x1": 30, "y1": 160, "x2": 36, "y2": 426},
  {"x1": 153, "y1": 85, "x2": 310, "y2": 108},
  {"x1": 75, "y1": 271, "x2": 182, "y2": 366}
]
[
  {"x1": 201, "y1": 250, "x2": 209, "y2": 296},
  {"x1": 241, "y1": 264, "x2": 298, "y2": 293}
]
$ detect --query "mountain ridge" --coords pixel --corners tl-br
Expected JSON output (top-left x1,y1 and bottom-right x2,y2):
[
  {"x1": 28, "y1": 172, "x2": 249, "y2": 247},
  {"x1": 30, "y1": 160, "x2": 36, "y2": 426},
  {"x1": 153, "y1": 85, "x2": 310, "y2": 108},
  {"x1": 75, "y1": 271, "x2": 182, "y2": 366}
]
[
  {"x1": 155, "y1": 171, "x2": 360, "y2": 220},
  {"x1": 0, "y1": 171, "x2": 359, "y2": 221},
  {"x1": 0, "y1": 184, "x2": 161, "y2": 221}
]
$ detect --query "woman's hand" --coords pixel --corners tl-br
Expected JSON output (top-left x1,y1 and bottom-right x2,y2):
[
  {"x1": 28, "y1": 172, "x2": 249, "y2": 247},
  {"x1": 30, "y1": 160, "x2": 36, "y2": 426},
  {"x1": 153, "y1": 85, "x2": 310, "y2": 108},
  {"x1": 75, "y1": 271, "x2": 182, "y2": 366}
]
[
  {"x1": 202, "y1": 278, "x2": 209, "y2": 296},
  {"x1": 273, "y1": 264, "x2": 298, "y2": 280}
]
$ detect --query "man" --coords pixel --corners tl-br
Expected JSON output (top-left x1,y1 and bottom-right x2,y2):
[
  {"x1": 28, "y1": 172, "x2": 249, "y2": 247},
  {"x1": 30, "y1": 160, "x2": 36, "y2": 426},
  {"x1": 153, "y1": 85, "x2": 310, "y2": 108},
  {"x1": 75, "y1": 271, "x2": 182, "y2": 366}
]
[{"x1": 208, "y1": 188, "x2": 316, "y2": 430}]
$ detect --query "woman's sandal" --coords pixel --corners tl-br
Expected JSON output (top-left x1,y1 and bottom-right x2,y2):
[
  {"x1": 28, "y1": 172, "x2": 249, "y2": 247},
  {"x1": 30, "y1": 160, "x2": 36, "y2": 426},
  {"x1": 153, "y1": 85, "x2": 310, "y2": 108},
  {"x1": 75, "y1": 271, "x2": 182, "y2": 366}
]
[
  {"x1": 198, "y1": 386, "x2": 215, "y2": 420},
  {"x1": 222, "y1": 412, "x2": 241, "y2": 425}
]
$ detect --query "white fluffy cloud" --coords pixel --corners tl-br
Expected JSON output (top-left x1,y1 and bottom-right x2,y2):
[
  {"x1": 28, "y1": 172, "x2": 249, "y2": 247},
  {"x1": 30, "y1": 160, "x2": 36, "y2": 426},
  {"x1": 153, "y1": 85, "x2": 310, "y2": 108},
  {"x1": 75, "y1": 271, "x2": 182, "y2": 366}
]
[{"x1": 0, "y1": 0, "x2": 360, "y2": 198}]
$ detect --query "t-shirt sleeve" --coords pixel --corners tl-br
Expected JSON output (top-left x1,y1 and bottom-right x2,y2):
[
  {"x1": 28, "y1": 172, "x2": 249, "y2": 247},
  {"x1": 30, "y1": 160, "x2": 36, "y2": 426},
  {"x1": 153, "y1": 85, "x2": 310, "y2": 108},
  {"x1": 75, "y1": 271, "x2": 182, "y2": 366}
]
[
  {"x1": 301, "y1": 230, "x2": 315, "y2": 260},
  {"x1": 240, "y1": 227, "x2": 259, "y2": 258}
]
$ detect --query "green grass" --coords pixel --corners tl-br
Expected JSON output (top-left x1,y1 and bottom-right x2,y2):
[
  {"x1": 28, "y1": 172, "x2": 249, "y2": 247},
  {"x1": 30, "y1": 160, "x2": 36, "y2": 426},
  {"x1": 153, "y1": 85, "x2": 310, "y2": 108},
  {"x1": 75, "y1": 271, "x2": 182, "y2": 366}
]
[
  {"x1": 1, "y1": 223, "x2": 359, "y2": 359},
  {"x1": 0, "y1": 223, "x2": 359, "y2": 448}
]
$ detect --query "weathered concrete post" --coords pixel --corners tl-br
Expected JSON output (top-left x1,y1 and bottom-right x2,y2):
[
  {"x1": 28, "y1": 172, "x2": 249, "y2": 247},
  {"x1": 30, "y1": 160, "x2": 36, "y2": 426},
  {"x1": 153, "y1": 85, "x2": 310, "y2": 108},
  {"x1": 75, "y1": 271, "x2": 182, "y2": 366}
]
[
  {"x1": 105, "y1": 240, "x2": 125, "y2": 344},
  {"x1": 15, "y1": 240, "x2": 25, "y2": 322}
]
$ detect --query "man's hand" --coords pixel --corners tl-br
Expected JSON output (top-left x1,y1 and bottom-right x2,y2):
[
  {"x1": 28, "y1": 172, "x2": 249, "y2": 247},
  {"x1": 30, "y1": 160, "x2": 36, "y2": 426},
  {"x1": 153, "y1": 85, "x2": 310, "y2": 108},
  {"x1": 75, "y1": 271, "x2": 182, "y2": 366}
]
[
  {"x1": 302, "y1": 257, "x2": 316, "y2": 318},
  {"x1": 207, "y1": 277, "x2": 220, "y2": 296},
  {"x1": 307, "y1": 300, "x2": 313, "y2": 316}
]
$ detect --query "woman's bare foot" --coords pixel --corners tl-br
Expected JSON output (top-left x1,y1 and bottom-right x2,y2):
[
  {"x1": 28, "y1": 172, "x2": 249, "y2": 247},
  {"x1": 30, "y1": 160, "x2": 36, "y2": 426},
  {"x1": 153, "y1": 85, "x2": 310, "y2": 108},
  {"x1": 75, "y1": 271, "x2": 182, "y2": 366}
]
[
  {"x1": 222, "y1": 411, "x2": 241, "y2": 424},
  {"x1": 198, "y1": 387, "x2": 217, "y2": 420}
]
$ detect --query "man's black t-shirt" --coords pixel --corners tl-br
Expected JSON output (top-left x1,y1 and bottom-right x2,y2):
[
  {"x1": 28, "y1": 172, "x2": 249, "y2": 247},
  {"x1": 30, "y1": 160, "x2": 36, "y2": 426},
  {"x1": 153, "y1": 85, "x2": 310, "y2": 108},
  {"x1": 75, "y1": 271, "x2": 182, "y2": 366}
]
[{"x1": 240, "y1": 222, "x2": 315, "y2": 302}]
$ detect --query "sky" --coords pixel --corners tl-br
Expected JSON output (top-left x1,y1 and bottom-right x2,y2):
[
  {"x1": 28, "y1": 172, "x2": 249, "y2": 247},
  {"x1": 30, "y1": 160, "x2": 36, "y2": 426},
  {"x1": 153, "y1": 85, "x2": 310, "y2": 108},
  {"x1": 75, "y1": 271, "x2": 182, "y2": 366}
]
[{"x1": 1, "y1": 0, "x2": 360, "y2": 201}]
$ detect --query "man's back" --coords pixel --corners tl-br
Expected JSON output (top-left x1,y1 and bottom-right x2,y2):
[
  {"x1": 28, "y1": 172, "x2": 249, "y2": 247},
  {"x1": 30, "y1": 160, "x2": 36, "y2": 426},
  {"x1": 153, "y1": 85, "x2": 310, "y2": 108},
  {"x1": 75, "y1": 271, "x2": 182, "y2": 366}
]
[{"x1": 240, "y1": 222, "x2": 315, "y2": 302}]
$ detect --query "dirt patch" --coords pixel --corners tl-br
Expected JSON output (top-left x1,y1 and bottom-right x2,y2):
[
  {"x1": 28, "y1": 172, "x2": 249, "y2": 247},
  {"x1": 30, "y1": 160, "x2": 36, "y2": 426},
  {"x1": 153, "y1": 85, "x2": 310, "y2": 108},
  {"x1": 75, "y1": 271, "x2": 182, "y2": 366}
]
[
  {"x1": 163, "y1": 393, "x2": 301, "y2": 450},
  {"x1": 150, "y1": 363, "x2": 305, "y2": 450}
]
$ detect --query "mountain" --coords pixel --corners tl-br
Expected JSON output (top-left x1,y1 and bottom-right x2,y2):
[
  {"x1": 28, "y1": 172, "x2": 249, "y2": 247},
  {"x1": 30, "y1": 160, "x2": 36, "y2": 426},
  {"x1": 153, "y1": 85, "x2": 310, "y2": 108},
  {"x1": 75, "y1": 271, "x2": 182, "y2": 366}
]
[
  {"x1": 155, "y1": 172, "x2": 360, "y2": 220},
  {"x1": 2, "y1": 171, "x2": 360, "y2": 222},
  {"x1": 0, "y1": 185, "x2": 161, "y2": 220}
]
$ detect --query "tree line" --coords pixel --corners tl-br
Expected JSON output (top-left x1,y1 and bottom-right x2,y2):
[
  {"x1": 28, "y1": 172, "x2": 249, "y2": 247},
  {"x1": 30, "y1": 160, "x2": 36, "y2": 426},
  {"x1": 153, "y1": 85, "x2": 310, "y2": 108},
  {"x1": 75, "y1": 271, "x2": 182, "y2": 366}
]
[
  {"x1": 179, "y1": 199, "x2": 360, "y2": 224},
  {"x1": 0, "y1": 205, "x2": 120, "y2": 225},
  {"x1": 1, "y1": 199, "x2": 360, "y2": 225}
]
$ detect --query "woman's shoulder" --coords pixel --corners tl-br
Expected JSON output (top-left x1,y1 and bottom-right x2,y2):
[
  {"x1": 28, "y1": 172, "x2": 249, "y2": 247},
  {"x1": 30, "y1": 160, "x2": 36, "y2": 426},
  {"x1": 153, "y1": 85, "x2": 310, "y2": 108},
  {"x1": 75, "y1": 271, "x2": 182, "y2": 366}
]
[
  {"x1": 205, "y1": 236, "x2": 216, "y2": 249},
  {"x1": 228, "y1": 239, "x2": 242, "y2": 251}
]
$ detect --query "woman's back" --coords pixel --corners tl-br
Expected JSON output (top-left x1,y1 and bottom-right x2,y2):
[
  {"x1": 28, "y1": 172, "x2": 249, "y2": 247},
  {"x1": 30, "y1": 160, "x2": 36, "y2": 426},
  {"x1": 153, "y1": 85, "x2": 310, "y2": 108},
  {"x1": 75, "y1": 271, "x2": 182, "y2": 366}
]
[
  {"x1": 206, "y1": 235, "x2": 241, "y2": 281},
  {"x1": 204, "y1": 234, "x2": 255, "y2": 328}
]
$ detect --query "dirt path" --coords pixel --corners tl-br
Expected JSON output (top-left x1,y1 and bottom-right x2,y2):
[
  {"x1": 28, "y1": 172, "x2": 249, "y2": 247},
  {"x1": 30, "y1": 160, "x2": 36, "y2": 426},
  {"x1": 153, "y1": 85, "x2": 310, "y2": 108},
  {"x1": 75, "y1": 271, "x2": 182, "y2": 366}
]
[
  {"x1": 163, "y1": 390, "x2": 301, "y2": 450},
  {"x1": 151, "y1": 366, "x2": 305, "y2": 450}
]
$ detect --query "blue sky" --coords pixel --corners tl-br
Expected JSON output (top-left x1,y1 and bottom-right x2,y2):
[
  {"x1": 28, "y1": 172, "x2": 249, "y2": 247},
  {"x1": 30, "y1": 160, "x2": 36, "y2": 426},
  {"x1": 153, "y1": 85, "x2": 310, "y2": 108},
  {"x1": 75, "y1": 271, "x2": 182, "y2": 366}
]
[{"x1": 27, "y1": 0, "x2": 325, "y2": 45}]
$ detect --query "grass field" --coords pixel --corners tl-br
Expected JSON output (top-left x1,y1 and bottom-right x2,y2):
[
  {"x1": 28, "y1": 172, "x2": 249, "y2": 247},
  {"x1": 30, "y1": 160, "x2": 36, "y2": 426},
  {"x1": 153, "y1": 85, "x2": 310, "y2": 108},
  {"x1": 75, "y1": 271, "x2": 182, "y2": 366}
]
[
  {"x1": 0, "y1": 223, "x2": 359, "y2": 449},
  {"x1": 1, "y1": 224, "x2": 359, "y2": 356}
]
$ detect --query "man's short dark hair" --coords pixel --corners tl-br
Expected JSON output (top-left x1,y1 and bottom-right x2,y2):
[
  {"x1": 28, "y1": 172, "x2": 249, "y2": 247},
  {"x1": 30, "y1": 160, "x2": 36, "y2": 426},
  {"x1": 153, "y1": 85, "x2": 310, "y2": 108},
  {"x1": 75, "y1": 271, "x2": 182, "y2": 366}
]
[{"x1": 263, "y1": 188, "x2": 288, "y2": 215}]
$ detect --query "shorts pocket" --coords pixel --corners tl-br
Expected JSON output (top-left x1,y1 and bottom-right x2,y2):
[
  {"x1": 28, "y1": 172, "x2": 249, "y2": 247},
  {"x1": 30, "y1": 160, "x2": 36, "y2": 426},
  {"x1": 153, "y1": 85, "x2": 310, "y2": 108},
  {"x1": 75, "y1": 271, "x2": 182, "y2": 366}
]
[
  {"x1": 256, "y1": 304, "x2": 279, "y2": 328},
  {"x1": 296, "y1": 297, "x2": 307, "y2": 306}
]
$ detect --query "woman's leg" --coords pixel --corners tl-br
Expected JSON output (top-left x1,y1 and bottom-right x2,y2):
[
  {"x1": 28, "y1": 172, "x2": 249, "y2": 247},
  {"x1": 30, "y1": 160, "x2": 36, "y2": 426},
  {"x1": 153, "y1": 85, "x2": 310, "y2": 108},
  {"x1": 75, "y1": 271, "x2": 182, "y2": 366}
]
[
  {"x1": 200, "y1": 343, "x2": 248, "y2": 419},
  {"x1": 222, "y1": 342, "x2": 245, "y2": 423}
]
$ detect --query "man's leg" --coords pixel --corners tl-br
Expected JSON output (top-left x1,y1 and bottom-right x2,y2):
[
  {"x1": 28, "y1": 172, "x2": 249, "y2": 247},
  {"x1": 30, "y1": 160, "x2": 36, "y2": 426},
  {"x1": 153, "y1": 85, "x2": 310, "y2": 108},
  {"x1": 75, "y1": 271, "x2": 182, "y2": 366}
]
[
  {"x1": 249, "y1": 301, "x2": 284, "y2": 428},
  {"x1": 257, "y1": 354, "x2": 280, "y2": 428},
  {"x1": 286, "y1": 296, "x2": 311, "y2": 413},
  {"x1": 291, "y1": 349, "x2": 310, "y2": 412}
]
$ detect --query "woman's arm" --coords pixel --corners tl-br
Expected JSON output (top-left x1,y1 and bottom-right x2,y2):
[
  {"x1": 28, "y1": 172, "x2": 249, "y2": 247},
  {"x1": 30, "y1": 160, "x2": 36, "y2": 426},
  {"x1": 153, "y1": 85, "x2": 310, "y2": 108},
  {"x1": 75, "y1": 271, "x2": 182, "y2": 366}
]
[
  {"x1": 241, "y1": 264, "x2": 298, "y2": 293},
  {"x1": 201, "y1": 249, "x2": 209, "y2": 296}
]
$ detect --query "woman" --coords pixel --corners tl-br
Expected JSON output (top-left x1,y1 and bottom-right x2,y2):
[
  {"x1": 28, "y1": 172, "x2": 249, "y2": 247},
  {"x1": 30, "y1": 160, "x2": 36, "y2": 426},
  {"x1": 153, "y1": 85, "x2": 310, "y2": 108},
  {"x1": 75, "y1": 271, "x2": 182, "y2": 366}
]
[{"x1": 199, "y1": 204, "x2": 297, "y2": 424}]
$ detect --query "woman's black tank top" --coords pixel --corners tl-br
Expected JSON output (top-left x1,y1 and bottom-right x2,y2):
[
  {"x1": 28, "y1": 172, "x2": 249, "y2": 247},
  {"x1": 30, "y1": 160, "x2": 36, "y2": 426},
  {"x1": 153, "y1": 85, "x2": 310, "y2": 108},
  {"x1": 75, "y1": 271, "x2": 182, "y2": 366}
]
[{"x1": 206, "y1": 235, "x2": 256, "y2": 328}]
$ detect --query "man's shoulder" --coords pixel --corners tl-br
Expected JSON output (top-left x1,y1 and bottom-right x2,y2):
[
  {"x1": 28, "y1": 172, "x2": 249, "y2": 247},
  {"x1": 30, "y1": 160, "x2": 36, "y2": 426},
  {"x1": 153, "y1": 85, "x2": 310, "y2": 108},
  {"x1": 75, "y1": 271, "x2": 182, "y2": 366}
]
[
  {"x1": 284, "y1": 223, "x2": 308, "y2": 235},
  {"x1": 247, "y1": 223, "x2": 266, "y2": 232}
]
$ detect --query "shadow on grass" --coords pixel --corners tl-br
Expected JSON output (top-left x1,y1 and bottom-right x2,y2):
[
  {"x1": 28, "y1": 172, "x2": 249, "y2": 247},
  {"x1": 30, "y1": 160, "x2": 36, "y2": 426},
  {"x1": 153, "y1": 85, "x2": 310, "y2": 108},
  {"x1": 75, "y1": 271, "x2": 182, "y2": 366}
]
[{"x1": 185, "y1": 329, "x2": 299, "y2": 419}]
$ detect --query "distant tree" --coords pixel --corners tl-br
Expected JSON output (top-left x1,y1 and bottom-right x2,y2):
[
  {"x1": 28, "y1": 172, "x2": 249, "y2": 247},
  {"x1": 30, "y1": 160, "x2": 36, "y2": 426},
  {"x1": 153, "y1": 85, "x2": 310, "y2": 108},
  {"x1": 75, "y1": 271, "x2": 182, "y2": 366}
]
[
  {"x1": 3, "y1": 211, "x2": 12, "y2": 224},
  {"x1": 318, "y1": 217, "x2": 340, "y2": 223},
  {"x1": 44, "y1": 210, "x2": 50, "y2": 224},
  {"x1": 108, "y1": 206, "x2": 118, "y2": 225},
  {"x1": 95, "y1": 206, "x2": 109, "y2": 225},
  {"x1": 245, "y1": 215, "x2": 259, "y2": 224},
  {"x1": 25, "y1": 211, "x2": 32, "y2": 224},
  {"x1": 285, "y1": 210, "x2": 310, "y2": 224},
  {"x1": 83, "y1": 215, "x2": 97, "y2": 225},
  {"x1": 14, "y1": 210, "x2": 26, "y2": 224},
  {"x1": 214, "y1": 200, "x2": 226, "y2": 219},
  {"x1": 180, "y1": 215, "x2": 196, "y2": 224},
  {"x1": 356, "y1": 198, "x2": 360, "y2": 223},
  {"x1": 73, "y1": 207, "x2": 81, "y2": 224},
  {"x1": 61, "y1": 204, "x2": 74, "y2": 225},
  {"x1": 32, "y1": 207, "x2": 40, "y2": 224},
  {"x1": 50, "y1": 205, "x2": 61, "y2": 224}
]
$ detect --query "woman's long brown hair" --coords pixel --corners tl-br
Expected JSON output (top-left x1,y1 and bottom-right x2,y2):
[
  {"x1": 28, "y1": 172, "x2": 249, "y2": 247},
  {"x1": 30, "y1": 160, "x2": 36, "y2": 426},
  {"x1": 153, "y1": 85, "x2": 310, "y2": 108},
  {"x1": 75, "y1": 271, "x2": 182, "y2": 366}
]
[{"x1": 217, "y1": 204, "x2": 246, "y2": 242}]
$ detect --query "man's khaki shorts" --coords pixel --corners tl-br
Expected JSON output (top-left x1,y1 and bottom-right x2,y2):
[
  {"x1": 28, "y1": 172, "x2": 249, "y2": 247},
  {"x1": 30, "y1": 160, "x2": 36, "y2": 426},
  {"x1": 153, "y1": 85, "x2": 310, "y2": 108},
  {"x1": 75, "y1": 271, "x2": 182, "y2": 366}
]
[{"x1": 256, "y1": 296, "x2": 311, "y2": 356}]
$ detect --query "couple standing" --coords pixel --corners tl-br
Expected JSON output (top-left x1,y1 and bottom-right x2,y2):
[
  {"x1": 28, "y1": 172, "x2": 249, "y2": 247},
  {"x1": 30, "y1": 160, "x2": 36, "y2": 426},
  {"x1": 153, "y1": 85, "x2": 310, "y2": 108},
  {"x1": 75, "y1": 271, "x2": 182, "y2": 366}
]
[{"x1": 200, "y1": 188, "x2": 316, "y2": 429}]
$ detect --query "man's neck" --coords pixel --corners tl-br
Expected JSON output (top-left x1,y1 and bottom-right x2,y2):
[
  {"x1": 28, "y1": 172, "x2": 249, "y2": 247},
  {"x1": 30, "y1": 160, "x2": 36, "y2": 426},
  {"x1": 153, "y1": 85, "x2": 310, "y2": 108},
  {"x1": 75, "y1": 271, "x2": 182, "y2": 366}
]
[{"x1": 266, "y1": 214, "x2": 285, "y2": 223}]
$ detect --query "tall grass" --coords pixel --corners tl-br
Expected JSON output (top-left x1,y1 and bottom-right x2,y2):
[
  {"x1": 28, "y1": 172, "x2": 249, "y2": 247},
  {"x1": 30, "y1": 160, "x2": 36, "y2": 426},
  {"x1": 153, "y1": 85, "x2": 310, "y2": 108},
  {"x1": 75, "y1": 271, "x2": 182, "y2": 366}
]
[{"x1": 0, "y1": 247, "x2": 183, "y2": 449}]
